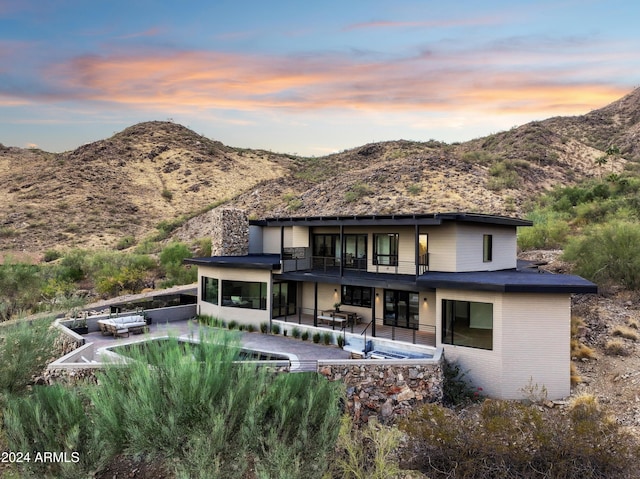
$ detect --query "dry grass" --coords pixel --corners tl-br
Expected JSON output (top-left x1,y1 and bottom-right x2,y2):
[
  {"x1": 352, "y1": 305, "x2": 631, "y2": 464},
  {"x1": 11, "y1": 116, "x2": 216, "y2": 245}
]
[
  {"x1": 627, "y1": 317, "x2": 639, "y2": 329},
  {"x1": 611, "y1": 325, "x2": 639, "y2": 340},
  {"x1": 570, "y1": 362, "x2": 581, "y2": 386},
  {"x1": 604, "y1": 338, "x2": 628, "y2": 356}
]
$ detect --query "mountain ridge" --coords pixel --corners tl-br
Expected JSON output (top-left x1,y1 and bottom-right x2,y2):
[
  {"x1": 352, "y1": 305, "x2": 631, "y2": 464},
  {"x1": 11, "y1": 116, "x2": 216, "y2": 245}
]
[{"x1": 2, "y1": 88, "x2": 640, "y2": 256}]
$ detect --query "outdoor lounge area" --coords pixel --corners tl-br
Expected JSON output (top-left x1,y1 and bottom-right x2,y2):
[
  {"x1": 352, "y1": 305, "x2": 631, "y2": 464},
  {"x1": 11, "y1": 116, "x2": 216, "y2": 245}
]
[{"x1": 97, "y1": 315, "x2": 148, "y2": 338}]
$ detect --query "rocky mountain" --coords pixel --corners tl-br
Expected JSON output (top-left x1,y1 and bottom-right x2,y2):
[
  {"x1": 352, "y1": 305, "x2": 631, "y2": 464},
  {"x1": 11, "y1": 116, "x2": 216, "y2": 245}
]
[{"x1": 2, "y1": 87, "x2": 640, "y2": 257}]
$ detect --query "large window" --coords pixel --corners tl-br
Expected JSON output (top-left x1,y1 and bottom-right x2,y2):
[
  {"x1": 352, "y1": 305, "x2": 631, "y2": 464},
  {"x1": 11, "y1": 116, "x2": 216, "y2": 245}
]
[
  {"x1": 383, "y1": 290, "x2": 419, "y2": 329},
  {"x1": 373, "y1": 233, "x2": 399, "y2": 266},
  {"x1": 221, "y1": 281, "x2": 267, "y2": 310},
  {"x1": 442, "y1": 300, "x2": 493, "y2": 350},
  {"x1": 341, "y1": 285, "x2": 372, "y2": 308},
  {"x1": 202, "y1": 277, "x2": 218, "y2": 305},
  {"x1": 343, "y1": 234, "x2": 367, "y2": 269},
  {"x1": 313, "y1": 234, "x2": 339, "y2": 258}
]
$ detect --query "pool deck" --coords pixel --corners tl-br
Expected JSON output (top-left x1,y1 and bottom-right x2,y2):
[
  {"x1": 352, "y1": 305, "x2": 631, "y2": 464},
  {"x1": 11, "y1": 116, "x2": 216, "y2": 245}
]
[{"x1": 85, "y1": 319, "x2": 352, "y2": 369}]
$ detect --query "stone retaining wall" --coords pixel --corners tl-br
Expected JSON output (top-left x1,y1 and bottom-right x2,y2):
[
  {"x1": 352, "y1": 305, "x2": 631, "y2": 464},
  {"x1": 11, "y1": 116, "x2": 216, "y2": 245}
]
[{"x1": 319, "y1": 362, "x2": 444, "y2": 425}]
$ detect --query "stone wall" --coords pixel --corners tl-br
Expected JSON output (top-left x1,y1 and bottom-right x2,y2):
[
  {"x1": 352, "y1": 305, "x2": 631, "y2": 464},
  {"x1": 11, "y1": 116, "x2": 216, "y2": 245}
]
[
  {"x1": 211, "y1": 208, "x2": 249, "y2": 256},
  {"x1": 319, "y1": 362, "x2": 443, "y2": 426}
]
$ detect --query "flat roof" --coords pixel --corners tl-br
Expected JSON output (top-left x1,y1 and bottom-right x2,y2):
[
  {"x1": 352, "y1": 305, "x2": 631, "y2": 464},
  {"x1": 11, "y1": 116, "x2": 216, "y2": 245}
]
[
  {"x1": 417, "y1": 269, "x2": 597, "y2": 294},
  {"x1": 184, "y1": 254, "x2": 281, "y2": 270},
  {"x1": 252, "y1": 212, "x2": 532, "y2": 228}
]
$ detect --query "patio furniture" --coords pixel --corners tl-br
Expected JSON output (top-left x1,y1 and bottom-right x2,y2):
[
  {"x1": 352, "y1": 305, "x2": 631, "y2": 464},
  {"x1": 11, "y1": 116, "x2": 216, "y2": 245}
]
[{"x1": 98, "y1": 315, "x2": 147, "y2": 338}]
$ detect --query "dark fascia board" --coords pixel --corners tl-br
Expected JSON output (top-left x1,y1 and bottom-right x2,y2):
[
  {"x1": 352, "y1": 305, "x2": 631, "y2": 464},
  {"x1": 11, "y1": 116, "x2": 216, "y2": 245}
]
[
  {"x1": 251, "y1": 212, "x2": 531, "y2": 228},
  {"x1": 417, "y1": 270, "x2": 597, "y2": 294},
  {"x1": 184, "y1": 254, "x2": 281, "y2": 270},
  {"x1": 275, "y1": 271, "x2": 421, "y2": 291}
]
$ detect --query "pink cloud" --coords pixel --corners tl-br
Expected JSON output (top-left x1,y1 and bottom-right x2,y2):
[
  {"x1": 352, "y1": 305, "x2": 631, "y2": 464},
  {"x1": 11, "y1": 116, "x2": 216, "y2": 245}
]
[{"x1": 42, "y1": 45, "x2": 629, "y2": 118}]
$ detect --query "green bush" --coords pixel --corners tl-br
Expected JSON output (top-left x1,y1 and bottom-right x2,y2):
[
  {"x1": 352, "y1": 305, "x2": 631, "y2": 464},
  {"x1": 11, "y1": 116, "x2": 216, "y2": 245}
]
[
  {"x1": 0, "y1": 318, "x2": 57, "y2": 396},
  {"x1": 159, "y1": 241, "x2": 196, "y2": 287},
  {"x1": 4, "y1": 385, "x2": 99, "y2": 478},
  {"x1": 260, "y1": 322, "x2": 269, "y2": 334},
  {"x1": 518, "y1": 209, "x2": 570, "y2": 250},
  {"x1": 563, "y1": 220, "x2": 640, "y2": 289},
  {"x1": 344, "y1": 182, "x2": 372, "y2": 203},
  {"x1": 292, "y1": 327, "x2": 301, "y2": 339},
  {"x1": 87, "y1": 330, "x2": 344, "y2": 478},
  {"x1": 271, "y1": 323, "x2": 281, "y2": 335},
  {"x1": 323, "y1": 332, "x2": 333, "y2": 345},
  {"x1": 0, "y1": 260, "x2": 44, "y2": 321},
  {"x1": 312, "y1": 332, "x2": 321, "y2": 343},
  {"x1": 301, "y1": 331, "x2": 309, "y2": 341}
]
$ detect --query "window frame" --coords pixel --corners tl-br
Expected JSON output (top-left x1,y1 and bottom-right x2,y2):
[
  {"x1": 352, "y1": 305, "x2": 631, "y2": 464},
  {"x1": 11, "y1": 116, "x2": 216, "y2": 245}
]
[
  {"x1": 341, "y1": 285, "x2": 372, "y2": 308},
  {"x1": 483, "y1": 234, "x2": 493, "y2": 262},
  {"x1": 202, "y1": 276, "x2": 219, "y2": 305},
  {"x1": 221, "y1": 280, "x2": 267, "y2": 310},
  {"x1": 373, "y1": 233, "x2": 399, "y2": 266},
  {"x1": 441, "y1": 299, "x2": 493, "y2": 350}
]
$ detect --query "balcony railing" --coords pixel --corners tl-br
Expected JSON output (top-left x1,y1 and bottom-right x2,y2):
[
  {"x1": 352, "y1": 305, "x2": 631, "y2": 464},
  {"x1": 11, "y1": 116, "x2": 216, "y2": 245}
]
[{"x1": 281, "y1": 249, "x2": 430, "y2": 276}]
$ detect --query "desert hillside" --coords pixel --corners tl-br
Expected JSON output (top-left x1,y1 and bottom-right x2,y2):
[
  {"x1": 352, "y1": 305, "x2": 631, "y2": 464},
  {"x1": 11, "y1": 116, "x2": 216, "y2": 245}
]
[{"x1": 2, "y1": 88, "x2": 640, "y2": 255}]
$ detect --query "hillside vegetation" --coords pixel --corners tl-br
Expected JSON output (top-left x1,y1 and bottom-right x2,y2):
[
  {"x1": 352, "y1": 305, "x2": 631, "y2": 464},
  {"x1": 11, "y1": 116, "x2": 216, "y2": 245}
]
[{"x1": 2, "y1": 87, "x2": 640, "y2": 257}]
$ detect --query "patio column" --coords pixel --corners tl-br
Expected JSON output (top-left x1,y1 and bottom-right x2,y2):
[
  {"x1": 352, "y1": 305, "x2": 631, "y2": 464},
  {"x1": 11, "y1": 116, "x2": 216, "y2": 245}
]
[{"x1": 313, "y1": 282, "x2": 318, "y2": 327}]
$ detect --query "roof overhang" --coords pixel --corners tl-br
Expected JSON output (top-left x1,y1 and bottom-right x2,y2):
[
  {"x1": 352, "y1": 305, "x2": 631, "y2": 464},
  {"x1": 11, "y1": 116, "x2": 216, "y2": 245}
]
[
  {"x1": 417, "y1": 269, "x2": 598, "y2": 294},
  {"x1": 251, "y1": 212, "x2": 532, "y2": 228},
  {"x1": 184, "y1": 254, "x2": 281, "y2": 270}
]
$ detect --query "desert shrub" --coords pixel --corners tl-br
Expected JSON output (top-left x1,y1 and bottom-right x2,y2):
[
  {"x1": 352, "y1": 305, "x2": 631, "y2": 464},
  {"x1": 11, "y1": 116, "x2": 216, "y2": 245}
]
[
  {"x1": 227, "y1": 320, "x2": 238, "y2": 330},
  {"x1": 604, "y1": 338, "x2": 628, "y2": 356},
  {"x1": 301, "y1": 330, "x2": 309, "y2": 341},
  {"x1": 518, "y1": 209, "x2": 569, "y2": 250},
  {"x1": 245, "y1": 324, "x2": 255, "y2": 333},
  {"x1": 344, "y1": 182, "x2": 372, "y2": 203},
  {"x1": 291, "y1": 327, "x2": 301, "y2": 339},
  {"x1": 571, "y1": 339, "x2": 596, "y2": 359},
  {"x1": 570, "y1": 362, "x2": 582, "y2": 385},
  {"x1": 406, "y1": 183, "x2": 422, "y2": 195},
  {"x1": 192, "y1": 237, "x2": 212, "y2": 257},
  {"x1": 3, "y1": 385, "x2": 99, "y2": 478},
  {"x1": 42, "y1": 249, "x2": 62, "y2": 262},
  {"x1": 627, "y1": 318, "x2": 639, "y2": 329},
  {"x1": 260, "y1": 322, "x2": 269, "y2": 334},
  {"x1": 85, "y1": 251, "x2": 156, "y2": 296},
  {"x1": 442, "y1": 359, "x2": 483, "y2": 406},
  {"x1": 329, "y1": 415, "x2": 403, "y2": 479},
  {"x1": 487, "y1": 160, "x2": 522, "y2": 190},
  {"x1": 115, "y1": 235, "x2": 136, "y2": 250},
  {"x1": 312, "y1": 332, "x2": 321, "y2": 343},
  {"x1": 89, "y1": 330, "x2": 343, "y2": 478},
  {"x1": 0, "y1": 318, "x2": 57, "y2": 397},
  {"x1": 322, "y1": 332, "x2": 333, "y2": 345},
  {"x1": 401, "y1": 399, "x2": 640, "y2": 478},
  {"x1": 612, "y1": 325, "x2": 638, "y2": 340},
  {"x1": 159, "y1": 241, "x2": 196, "y2": 287},
  {"x1": 271, "y1": 323, "x2": 281, "y2": 335},
  {"x1": 0, "y1": 260, "x2": 44, "y2": 321},
  {"x1": 337, "y1": 335, "x2": 345, "y2": 348},
  {"x1": 563, "y1": 221, "x2": 640, "y2": 289}
]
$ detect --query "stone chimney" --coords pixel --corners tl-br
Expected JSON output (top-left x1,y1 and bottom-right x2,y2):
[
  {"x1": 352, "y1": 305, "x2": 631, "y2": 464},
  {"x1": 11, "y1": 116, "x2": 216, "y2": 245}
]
[{"x1": 211, "y1": 208, "x2": 249, "y2": 256}]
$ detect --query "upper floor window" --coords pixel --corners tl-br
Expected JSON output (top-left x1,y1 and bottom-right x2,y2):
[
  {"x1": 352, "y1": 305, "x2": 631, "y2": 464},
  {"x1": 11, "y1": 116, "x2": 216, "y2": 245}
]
[
  {"x1": 313, "y1": 234, "x2": 339, "y2": 258},
  {"x1": 483, "y1": 234, "x2": 493, "y2": 262},
  {"x1": 373, "y1": 233, "x2": 399, "y2": 266}
]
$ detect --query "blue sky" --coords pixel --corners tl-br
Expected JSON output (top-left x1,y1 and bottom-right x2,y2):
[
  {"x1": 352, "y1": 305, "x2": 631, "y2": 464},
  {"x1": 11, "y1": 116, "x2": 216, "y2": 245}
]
[{"x1": 1, "y1": 0, "x2": 639, "y2": 155}]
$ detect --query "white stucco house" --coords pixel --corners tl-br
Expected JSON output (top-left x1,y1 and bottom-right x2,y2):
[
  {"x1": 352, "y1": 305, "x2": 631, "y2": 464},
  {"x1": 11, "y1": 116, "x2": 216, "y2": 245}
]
[{"x1": 185, "y1": 210, "x2": 596, "y2": 399}]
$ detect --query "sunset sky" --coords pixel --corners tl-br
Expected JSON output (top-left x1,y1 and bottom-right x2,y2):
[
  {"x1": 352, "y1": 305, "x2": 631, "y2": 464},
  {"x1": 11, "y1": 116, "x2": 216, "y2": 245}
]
[{"x1": 1, "y1": 0, "x2": 639, "y2": 156}]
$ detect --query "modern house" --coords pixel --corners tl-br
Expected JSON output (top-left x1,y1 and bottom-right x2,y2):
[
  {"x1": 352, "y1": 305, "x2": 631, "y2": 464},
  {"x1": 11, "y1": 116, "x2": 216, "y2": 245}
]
[{"x1": 185, "y1": 209, "x2": 597, "y2": 399}]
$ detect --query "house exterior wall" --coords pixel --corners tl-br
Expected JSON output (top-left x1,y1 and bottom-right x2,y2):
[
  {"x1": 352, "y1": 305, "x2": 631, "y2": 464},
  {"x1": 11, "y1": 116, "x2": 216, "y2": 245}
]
[
  {"x1": 262, "y1": 227, "x2": 281, "y2": 254},
  {"x1": 455, "y1": 224, "x2": 517, "y2": 271},
  {"x1": 499, "y1": 293, "x2": 571, "y2": 399},
  {"x1": 197, "y1": 266, "x2": 271, "y2": 326},
  {"x1": 292, "y1": 226, "x2": 309, "y2": 247},
  {"x1": 424, "y1": 223, "x2": 457, "y2": 272},
  {"x1": 435, "y1": 289, "x2": 504, "y2": 398},
  {"x1": 301, "y1": 282, "x2": 339, "y2": 313}
]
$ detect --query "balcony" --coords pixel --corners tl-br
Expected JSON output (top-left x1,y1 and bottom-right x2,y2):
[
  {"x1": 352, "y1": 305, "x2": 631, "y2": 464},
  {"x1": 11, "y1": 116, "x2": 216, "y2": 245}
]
[{"x1": 282, "y1": 247, "x2": 429, "y2": 277}]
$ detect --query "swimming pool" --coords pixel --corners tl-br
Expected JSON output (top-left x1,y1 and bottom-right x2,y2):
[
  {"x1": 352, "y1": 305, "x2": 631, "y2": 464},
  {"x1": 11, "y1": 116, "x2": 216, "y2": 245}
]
[{"x1": 103, "y1": 336, "x2": 291, "y2": 366}]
